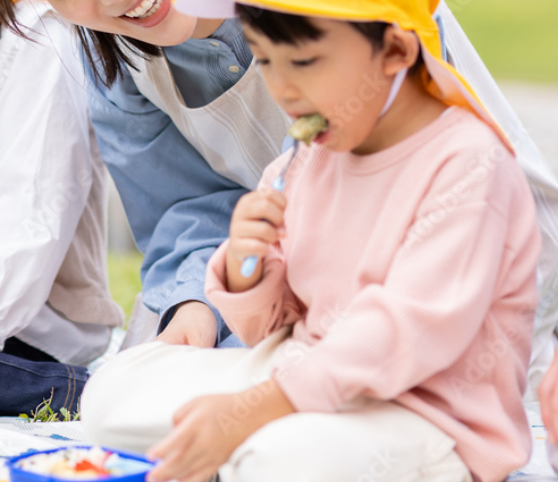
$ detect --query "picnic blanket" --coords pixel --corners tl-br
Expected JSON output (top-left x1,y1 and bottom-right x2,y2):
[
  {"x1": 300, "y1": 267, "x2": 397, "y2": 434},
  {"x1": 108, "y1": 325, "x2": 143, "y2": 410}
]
[
  {"x1": 0, "y1": 418, "x2": 87, "y2": 482},
  {"x1": 0, "y1": 328, "x2": 124, "y2": 482},
  {"x1": 0, "y1": 402, "x2": 556, "y2": 481}
]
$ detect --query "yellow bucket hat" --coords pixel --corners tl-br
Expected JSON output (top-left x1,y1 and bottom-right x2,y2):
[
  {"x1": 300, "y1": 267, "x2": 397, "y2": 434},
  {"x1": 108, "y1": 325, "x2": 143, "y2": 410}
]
[{"x1": 175, "y1": 0, "x2": 511, "y2": 151}]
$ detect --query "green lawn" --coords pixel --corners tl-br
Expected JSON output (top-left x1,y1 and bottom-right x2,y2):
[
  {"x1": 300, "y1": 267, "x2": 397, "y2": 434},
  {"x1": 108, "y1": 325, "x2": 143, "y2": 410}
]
[
  {"x1": 107, "y1": 251, "x2": 144, "y2": 322},
  {"x1": 448, "y1": 0, "x2": 558, "y2": 83}
]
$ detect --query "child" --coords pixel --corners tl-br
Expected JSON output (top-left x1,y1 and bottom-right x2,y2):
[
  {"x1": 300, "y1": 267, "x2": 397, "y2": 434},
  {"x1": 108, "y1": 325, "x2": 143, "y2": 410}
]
[{"x1": 81, "y1": 1, "x2": 541, "y2": 481}]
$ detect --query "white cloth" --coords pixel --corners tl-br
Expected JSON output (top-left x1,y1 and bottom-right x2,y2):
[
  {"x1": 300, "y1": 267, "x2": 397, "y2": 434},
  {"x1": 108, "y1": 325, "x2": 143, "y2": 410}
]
[
  {"x1": 82, "y1": 328, "x2": 472, "y2": 482},
  {"x1": 439, "y1": 2, "x2": 558, "y2": 402},
  {"x1": 0, "y1": 0, "x2": 124, "y2": 364}
]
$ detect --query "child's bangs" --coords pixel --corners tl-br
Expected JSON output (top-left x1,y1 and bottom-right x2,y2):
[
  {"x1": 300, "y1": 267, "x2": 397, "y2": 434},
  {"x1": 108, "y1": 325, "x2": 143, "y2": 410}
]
[
  {"x1": 235, "y1": 5, "x2": 325, "y2": 45},
  {"x1": 235, "y1": 5, "x2": 389, "y2": 51}
]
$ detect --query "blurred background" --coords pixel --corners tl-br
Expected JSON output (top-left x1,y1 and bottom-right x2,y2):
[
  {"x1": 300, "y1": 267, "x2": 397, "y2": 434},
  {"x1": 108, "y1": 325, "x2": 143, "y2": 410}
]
[{"x1": 106, "y1": 0, "x2": 558, "y2": 320}]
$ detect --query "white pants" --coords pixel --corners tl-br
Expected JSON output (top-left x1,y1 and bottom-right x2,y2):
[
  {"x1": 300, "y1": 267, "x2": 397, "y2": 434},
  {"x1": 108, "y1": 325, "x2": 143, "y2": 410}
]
[{"x1": 81, "y1": 328, "x2": 472, "y2": 482}]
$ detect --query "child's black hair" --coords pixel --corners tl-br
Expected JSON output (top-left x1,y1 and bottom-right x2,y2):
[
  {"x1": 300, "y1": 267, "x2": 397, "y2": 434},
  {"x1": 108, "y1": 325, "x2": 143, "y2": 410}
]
[
  {"x1": 236, "y1": 5, "x2": 388, "y2": 48},
  {"x1": 236, "y1": 5, "x2": 424, "y2": 74}
]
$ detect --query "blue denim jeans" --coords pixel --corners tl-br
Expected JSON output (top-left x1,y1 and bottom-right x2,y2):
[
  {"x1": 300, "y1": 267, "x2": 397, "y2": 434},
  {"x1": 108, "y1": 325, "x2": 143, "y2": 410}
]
[{"x1": 0, "y1": 337, "x2": 88, "y2": 416}]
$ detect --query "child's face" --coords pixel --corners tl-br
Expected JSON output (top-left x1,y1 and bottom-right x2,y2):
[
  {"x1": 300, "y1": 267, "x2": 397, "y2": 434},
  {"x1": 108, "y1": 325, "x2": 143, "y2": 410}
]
[
  {"x1": 48, "y1": 0, "x2": 196, "y2": 46},
  {"x1": 244, "y1": 18, "x2": 393, "y2": 155}
]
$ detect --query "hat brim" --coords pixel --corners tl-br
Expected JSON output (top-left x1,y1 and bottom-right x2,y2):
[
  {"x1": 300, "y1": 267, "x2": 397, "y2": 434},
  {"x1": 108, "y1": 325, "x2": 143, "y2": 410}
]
[{"x1": 173, "y1": 0, "x2": 237, "y2": 18}]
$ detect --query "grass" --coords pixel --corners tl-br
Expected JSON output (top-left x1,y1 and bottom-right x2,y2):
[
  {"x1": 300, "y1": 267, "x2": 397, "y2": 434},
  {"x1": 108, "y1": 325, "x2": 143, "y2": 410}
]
[
  {"x1": 107, "y1": 250, "x2": 144, "y2": 322},
  {"x1": 448, "y1": 0, "x2": 558, "y2": 83},
  {"x1": 19, "y1": 390, "x2": 80, "y2": 422}
]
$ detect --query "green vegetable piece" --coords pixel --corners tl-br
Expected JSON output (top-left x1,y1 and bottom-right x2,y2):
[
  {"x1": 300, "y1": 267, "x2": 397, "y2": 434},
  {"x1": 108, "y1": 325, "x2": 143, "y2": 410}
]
[{"x1": 288, "y1": 114, "x2": 328, "y2": 145}]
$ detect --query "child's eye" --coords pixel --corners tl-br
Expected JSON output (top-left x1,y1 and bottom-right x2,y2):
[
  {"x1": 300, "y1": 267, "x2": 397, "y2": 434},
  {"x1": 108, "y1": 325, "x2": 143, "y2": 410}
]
[
  {"x1": 291, "y1": 58, "x2": 317, "y2": 67},
  {"x1": 254, "y1": 58, "x2": 270, "y2": 67}
]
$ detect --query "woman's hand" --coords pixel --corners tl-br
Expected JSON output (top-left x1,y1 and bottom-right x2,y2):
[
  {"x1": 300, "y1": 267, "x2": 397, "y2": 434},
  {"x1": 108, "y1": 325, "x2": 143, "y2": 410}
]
[
  {"x1": 539, "y1": 345, "x2": 558, "y2": 444},
  {"x1": 146, "y1": 379, "x2": 295, "y2": 482},
  {"x1": 226, "y1": 188, "x2": 287, "y2": 293},
  {"x1": 157, "y1": 301, "x2": 217, "y2": 347}
]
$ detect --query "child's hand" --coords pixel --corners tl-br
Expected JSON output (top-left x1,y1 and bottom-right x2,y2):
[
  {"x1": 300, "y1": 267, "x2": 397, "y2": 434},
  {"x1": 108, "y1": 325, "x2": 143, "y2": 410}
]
[
  {"x1": 145, "y1": 380, "x2": 295, "y2": 482},
  {"x1": 145, "y1": 393, "x2": 252, "y2": 482},
  {"x1": 226, "y1": 188, "x2": 287, "y2": 292}
]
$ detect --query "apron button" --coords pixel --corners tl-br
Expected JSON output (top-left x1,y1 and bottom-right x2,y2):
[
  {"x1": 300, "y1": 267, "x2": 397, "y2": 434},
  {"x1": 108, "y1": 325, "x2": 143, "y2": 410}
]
[
  {"x1": 209, "y1": 40, "x2": 219, "y2": 47},
  {"x1": 228, "y1": 65, "x2": 240, "y2": 74}
]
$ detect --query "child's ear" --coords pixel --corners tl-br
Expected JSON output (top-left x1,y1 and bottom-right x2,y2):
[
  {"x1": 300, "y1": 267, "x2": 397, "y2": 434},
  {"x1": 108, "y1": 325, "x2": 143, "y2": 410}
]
[{"x1": 381, "y1": 27, "x2": 420, "y2": 76}]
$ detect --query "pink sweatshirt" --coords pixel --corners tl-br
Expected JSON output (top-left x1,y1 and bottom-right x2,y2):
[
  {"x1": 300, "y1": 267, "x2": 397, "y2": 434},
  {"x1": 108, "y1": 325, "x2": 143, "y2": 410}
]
[{"x1": 205, "y1": 108, "x2": 541, "y2": 482}]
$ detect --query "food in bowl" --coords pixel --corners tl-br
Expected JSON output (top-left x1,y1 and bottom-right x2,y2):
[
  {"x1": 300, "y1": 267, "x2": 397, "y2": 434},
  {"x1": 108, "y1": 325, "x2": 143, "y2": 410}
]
[{"x1": 9, "y1": 446, "x2": 154, "y2": 481}]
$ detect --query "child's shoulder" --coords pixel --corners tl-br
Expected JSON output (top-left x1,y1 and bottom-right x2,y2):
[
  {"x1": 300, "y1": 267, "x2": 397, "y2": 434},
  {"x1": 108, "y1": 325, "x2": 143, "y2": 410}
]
[
  {"x1": 435, "y1": 107, "x2": 509, "y2": 155},
  {"x1": 428, "y1": 107, "x2": 517, "y2": 177},
  {"x1": 420, "y1": 107, "x2": 529, "y2": 212}
]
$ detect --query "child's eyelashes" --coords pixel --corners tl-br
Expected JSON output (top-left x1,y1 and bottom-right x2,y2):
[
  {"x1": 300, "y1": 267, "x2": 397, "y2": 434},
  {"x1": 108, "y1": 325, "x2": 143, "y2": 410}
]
[
  {"x1": 253, "y1": 58, "x2": 319, "y2": 68},
  {"x1": 291, "y1": 58, "x2": 318, "y2": 67}
]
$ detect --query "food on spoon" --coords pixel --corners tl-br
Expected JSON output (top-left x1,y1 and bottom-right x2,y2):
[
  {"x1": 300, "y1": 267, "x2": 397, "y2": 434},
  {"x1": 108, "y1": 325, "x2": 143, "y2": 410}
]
[{"x1": 288, "y1": 114, "x2": 328, "y2": 145}]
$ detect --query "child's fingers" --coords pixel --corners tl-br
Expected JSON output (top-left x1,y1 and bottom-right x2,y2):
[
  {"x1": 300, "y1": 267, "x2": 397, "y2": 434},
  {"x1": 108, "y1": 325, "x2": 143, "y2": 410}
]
[
  {"x1": 229, "y1": 237, "x2": 273, "y2": 261},
  {"x1": 147, "y1": 413, "x2": 195, "y2": 462},
  {"x1": 173, "y1": 402, "x2": 193, "y2": 424},
  {"x1": 234, "y1": 190, "x2": 286, "y2": 227},
  {"x1": 258, "y1": 187, "x2": 287, "y2": 208},
  {"x1": 230, "y1": 219, "x2": 282, "y2": 245},
  {"x1": 240, "y1": 200, "x2": 285, "y2": 228},
  {"x1": 148, "y1": 442, "x2": 196, "y2": 482},
  {"x1": 151, "y1": 446, "x2": 203, "y2": 482}
]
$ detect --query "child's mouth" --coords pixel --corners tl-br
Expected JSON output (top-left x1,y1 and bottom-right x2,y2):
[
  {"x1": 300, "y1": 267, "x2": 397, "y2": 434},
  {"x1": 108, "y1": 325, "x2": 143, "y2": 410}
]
[{"x1": 313, "y1": 128, "x2": 330, "y2": 145}]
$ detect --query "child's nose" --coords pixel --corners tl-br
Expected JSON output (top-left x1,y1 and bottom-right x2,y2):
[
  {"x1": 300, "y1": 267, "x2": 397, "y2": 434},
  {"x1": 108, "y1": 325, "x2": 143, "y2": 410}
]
[{"x1": 267, "y1": 74, "x2": 300, "y2": 107}]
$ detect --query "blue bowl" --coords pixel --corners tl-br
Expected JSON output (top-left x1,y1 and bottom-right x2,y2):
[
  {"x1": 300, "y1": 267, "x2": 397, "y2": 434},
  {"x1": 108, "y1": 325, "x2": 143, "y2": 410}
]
[{"x1": 7, "y1": 446, "x2": 155, "y2": 482}]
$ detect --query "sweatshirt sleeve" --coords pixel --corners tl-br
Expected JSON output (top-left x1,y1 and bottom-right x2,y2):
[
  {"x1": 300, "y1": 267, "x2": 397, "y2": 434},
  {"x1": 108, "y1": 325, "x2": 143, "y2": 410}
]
[
  {"x1": 272, "y1": 155, "x2": 541, "y2": 413},
  {"x1": 205, "y1": 151, "x2": 306, "y2": 347}
]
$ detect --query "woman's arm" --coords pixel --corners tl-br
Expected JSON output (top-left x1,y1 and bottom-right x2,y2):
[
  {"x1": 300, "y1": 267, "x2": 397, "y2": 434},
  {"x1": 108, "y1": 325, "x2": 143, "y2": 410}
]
[
  {"x1": 0, "y1": 9, "x2": 95, "y2": 340},
  {"x1": 85, "y1": 60, "x2": 248, "y2": 346}
]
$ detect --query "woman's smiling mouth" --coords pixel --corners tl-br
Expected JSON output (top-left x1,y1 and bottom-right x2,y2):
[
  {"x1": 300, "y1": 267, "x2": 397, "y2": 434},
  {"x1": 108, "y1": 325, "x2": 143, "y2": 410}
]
[{"x1": 124, "y1": 0, "x2": 162, "y2": 19}]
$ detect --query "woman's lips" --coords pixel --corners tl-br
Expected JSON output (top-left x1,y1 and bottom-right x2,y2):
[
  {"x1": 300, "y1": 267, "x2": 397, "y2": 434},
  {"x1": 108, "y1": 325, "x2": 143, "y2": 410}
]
[{"x1": 120, "y1": 0, "x2": 171, "y2": 28}]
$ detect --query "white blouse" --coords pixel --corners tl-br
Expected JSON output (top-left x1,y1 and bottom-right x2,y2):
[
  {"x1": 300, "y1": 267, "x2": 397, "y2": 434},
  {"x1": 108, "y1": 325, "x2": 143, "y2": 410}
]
[{"x1": 0, "y1": 0, "x2": 124, "y2": 365}]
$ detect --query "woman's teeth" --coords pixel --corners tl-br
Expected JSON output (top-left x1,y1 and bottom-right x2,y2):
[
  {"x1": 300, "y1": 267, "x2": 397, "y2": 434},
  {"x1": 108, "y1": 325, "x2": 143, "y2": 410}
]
[{"x1": 125, "y1": 0, "x2": 162, "y2": 19}]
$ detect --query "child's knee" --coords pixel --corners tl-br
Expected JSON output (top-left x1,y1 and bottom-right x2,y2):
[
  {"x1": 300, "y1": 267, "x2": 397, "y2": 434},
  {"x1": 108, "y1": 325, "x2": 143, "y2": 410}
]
[
  {"x1": 80, "y1": 342, "x2": 174, "y2": 452},
  {"x1": 219, "y1": 413, "x2": 366, "y2": 482},
  {"x1": 219, "y1": 406, "x2": 468, "y2": 482}
]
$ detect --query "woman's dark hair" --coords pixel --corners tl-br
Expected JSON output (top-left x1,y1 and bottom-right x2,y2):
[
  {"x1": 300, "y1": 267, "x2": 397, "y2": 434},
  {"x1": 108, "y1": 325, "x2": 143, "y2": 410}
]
[
  {"x1": 74, "y1": 28, "x2": 162, "y2": 87},
  {"x1": 0, "y1": 0, "x2": 160, "y2": 87},
  {"x1": 0, "y1": 0, "x2": 24, "y2": 36},
  {"x1": 235, "y1": 5, "x2": 423, "y2": 74}
]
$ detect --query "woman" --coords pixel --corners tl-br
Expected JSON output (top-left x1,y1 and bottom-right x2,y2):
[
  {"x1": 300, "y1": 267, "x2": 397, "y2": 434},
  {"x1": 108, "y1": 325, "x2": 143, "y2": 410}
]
[
  {"x1": 0, "y1": 0, "x2": 124, "y2": 415},
  {"x1": 22, "y1": 0, "x2": 290, "y2": 349}
]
